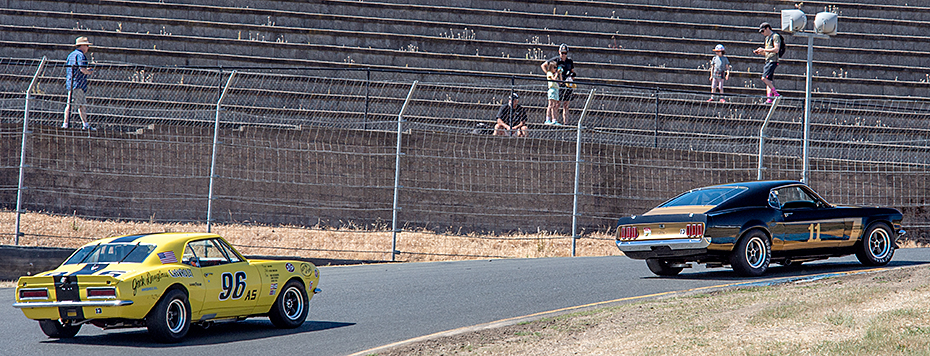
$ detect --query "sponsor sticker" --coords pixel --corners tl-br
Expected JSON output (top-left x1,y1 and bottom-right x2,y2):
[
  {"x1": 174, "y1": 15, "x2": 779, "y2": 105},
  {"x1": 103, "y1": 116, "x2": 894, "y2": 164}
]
[
  {"x1": 285, "y1": 263, "x2": 295, "y2": 273},
  {"x1": 169, "y1": 268, "x2": 194, "y2": 278},
  {"x1": 269, "y1": 283, "x2": 278, "y2": 296},
  {"x1": 300, "y1": 263, "x2": 312, "y2": 276},
  {"x1": 644, "y1": 227, "x2": 652, "y2": 237},
  {"x1": 131, "y1": 271, "x2": 170, "y2": 296}
]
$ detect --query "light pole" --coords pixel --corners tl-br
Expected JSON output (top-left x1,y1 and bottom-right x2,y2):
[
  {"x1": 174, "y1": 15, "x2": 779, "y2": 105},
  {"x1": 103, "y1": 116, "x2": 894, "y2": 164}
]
[{"x1": 781, "y1": 10, "x2": 837, "y2": 183}]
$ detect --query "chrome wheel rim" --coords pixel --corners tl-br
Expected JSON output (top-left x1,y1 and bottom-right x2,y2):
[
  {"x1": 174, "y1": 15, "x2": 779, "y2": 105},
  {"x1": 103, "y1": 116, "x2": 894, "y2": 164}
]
[
  {"x1": 282, "y1": 287, "x2": 304, "y2": 321},
  {"x1": 868, "y1": 228, "x2": 891, "y2": 259},
  {"x1": 745, "y1": 237, "x2": 767, "y2": 269},
  {"x1": 166, "y1": 299, "x2": 187, "y2": 334}
]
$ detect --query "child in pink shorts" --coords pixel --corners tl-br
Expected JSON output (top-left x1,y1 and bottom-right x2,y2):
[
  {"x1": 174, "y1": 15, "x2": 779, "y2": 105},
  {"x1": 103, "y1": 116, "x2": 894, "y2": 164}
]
[{"x1": 708, "y1": 44, "x2": 730, "y2": 102}]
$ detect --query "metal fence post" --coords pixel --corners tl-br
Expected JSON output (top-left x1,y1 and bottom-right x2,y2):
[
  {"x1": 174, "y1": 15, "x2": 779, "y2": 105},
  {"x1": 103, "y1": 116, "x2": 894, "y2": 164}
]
[
  {"x1": 365, "y1": 68, "x2": 370, "y2": 123},
  {"x1": 14, "y1": 57, "x2": 47, "y2": 245},
  {"x1": 392, "y1": 81, "x2": 418, "y2": 262},
  {"x1": 207, "y1": 71, "x2": 237, "y2": 233},
  {"x1": 654, "y1": 88, "x2": 659, "y2": 148},
  {"x1": 757, "y1": 96, "x2": 781, "y2": 180},
  {"x1": 571, "y1": 89, "x2": 596, "y2": 257}
]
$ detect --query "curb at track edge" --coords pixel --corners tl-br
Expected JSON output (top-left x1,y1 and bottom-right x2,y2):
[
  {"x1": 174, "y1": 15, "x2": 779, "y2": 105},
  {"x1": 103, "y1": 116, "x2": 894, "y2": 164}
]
[{"x1": 348, "y1": 263, "x2": 927, "y2": 356}]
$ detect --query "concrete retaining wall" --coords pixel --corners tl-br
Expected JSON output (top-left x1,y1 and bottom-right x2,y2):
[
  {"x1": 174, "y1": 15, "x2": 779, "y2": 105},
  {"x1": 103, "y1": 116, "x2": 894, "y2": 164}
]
[
  {"x1": 0, "y1": 245, "x2": 73, "y2": 281},
  {"x1": 0, "y1": 244, "x2": 379, "y2": 281}
]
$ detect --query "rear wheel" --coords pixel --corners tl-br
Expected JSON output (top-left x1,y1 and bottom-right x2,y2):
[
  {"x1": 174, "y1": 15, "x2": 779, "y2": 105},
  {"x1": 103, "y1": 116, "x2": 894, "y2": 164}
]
[
  {"x1": 146, "y1": 289, "x2": 191, "y2": 343},
  {"x1": 645, "y1": 258, "x2": 683, "y2": 276},
  {"x1": 268, "y1": 280, "x2": 309, "y2": 328},
  {"x1": 38, "y1": 319, "x2": 81, "y2": 338},
  {"x1": 856, "y1": 222, "x2": 895, "y2": 266},
  {"x1": 730, "y1": 230, "x2": 770, "y2": 277}
]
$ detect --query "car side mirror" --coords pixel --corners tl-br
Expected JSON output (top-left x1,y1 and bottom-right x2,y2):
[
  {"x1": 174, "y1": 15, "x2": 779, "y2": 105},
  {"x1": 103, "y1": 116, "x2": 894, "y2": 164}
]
[{"x1": 768, "y1": 191, "x2": 779, "y2": 208}]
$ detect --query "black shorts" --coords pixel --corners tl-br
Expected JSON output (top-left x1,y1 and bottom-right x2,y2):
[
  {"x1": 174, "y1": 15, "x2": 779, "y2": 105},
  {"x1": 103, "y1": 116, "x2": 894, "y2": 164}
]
[
  {"x1": 559, "y1": 87, "x2": 574, "y2": 102},
  {"x1": 762, "y1": 62, "x2": 778, "y2": 81}
]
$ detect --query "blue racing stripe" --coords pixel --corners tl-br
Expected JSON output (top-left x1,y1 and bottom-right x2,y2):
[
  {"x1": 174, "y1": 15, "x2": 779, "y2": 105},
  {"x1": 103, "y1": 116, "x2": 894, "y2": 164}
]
[
  {"x1": 69, "y1": 263, "x2": 109, "y2": 275},
  {"x1": 110, "y1": 234, "x2": 150, "y2": 243}
]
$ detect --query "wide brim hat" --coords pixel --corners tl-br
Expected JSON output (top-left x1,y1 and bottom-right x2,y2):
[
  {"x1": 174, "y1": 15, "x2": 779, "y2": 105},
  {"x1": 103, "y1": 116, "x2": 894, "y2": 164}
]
[{"x1": 74, "y1": 36, "x2": 93, "y2": 46}]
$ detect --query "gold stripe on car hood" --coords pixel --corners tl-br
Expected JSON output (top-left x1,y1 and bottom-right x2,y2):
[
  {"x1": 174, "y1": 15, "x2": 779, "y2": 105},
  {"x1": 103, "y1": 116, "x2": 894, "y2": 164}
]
[{"x1": 643, "y1": 205, "x2": 715, "y2": 216}]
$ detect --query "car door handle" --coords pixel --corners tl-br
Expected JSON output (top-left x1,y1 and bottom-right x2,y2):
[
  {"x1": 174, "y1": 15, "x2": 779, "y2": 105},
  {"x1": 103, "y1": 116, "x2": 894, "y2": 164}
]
[
  {"x1": 204, "y1": 272, "x2": 213, "y2": 277},
  {"x1": 783, "y1": 212, "x2": 793, "y2": 217}
]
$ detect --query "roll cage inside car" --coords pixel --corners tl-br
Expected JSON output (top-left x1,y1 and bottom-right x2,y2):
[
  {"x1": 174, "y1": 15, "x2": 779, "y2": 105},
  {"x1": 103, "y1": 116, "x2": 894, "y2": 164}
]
[{"x1": 768, "y1": 184, "x2": 833, "y2": 210}]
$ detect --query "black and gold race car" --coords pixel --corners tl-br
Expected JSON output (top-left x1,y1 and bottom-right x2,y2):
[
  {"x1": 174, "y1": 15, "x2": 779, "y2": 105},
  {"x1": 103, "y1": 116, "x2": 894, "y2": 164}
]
[{"x1": 615, "y1": 180, "x2": 905, "y2": 277}]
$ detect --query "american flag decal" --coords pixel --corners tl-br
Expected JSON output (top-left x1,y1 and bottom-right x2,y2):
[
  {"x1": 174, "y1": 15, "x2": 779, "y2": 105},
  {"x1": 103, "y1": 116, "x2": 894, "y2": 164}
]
[{"x1": 157, "y1": 251, "x2": 178, "y2": 264}]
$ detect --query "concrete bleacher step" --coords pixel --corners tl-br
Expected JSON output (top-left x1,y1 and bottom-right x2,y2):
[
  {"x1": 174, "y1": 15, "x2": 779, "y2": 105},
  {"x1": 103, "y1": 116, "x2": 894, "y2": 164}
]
[{"x1": 2, "y1": 0, "x2": 930, "y2": 102}]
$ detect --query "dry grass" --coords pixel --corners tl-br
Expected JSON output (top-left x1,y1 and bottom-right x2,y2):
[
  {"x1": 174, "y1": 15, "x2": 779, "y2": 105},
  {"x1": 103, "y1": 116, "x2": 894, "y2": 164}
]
[
  {"x1": 0, "y1": 210, "x2": 619, "y2": 263},
  {"x1": 377, "y1": 265, "x2": 930, "y2": 355}
]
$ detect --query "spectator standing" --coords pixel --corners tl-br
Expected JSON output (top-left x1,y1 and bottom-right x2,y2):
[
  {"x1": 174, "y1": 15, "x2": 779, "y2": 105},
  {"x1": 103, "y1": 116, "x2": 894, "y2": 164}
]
[
  {"x1": 540, "y1": 43, "x2": 575, "y2": 125},
  {"x1": 708, "y1": 44, "x2": 731, "y2": 102},
  {"x1": 544, "y1": 61, "x2": 561, "y2": 125},
  {"x1": 493, "y1": 93, "x2": 528, "y2": 137},
  {"x1": 753, "y1": 22, "x2": 782, "y2": 103},
  {"x1": 63, "y1": 36, "x2": 95, "y2": 129}
]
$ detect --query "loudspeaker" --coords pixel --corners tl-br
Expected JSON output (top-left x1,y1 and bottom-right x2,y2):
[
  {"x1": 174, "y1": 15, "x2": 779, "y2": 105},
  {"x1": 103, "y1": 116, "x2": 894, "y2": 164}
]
[
  {"x1": 780, "y1": 9, "x2": 806, "y2": 33},
  {"x1": 815, "y1": 12, "x2": 838, "y2": 36}
]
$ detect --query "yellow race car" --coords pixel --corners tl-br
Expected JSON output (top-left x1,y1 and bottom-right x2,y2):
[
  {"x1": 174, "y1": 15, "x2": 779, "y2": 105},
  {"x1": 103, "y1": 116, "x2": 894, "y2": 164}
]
[{"x1": 13, "y1": 232, "x2": 321, "y2": 343}]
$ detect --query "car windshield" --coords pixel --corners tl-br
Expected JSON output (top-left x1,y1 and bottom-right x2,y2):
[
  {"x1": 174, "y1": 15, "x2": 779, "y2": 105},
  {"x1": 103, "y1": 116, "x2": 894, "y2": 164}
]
[
  {"x1": 64, "y1": 243, "x2": 157, "y2": 264},
  {"x1": 659, "y1": 187, "x2": 747, "y2": 207}
]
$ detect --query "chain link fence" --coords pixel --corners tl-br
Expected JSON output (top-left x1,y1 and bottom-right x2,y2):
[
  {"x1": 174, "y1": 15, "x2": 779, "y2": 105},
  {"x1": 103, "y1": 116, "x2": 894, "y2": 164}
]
[{"x1": 2, "y1": 57, "x2": 929, "y2": 260}]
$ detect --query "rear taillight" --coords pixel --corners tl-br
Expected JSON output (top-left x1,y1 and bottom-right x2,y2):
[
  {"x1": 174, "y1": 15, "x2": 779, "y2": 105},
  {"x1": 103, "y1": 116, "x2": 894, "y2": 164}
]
[
  {"x1": 86, "y1": 287, "x2": 117, "y2": 299},
  {"x1": 686, "y1": 223, "x2": 705, "y2": 238},
  {"x1": 619, "y1": 226, "x2": 639, "y2": 240},
  {"x1": 19, "y1": 288, "x2": 49, "y2": 300}
]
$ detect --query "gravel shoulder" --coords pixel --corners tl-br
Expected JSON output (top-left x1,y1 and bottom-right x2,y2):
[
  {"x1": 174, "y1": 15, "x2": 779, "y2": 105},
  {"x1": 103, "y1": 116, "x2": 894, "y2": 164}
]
[{"x1": 373, "y1": 264, "x2": 930, "y2": 356}]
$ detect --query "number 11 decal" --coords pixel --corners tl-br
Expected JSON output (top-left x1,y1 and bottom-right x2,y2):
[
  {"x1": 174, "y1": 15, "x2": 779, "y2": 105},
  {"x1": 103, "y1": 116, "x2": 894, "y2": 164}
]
[{"x1": 808, "y1": 223, "x2": 821, "y2": 242}]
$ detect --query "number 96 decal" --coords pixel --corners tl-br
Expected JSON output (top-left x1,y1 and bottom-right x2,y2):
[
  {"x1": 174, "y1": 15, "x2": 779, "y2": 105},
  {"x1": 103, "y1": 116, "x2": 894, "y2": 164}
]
[{"x1": 219, "y1": 271, "x2": 247, "y2": 300}]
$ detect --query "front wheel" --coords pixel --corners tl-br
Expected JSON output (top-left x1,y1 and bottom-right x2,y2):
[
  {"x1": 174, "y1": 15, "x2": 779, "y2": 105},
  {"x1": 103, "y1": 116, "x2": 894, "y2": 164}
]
[
  {"x1": 645, "y1": 258, "x2": 683, "y2": 276},
  {"x1": 856, "y1": 222, "x2": 895, "y2": 266},
  {"x1": 730, "y1": 230, "x2": 771, "y2": 277},
  {"x1": 268, "y1": 280, "x2": 309, "y2": 328},
  {"x1": 146, "y1": 289, "x2": 191, "y2": 343},
  {"x1": 38, "y1": 319, "x2": 81, "y2": 338}
]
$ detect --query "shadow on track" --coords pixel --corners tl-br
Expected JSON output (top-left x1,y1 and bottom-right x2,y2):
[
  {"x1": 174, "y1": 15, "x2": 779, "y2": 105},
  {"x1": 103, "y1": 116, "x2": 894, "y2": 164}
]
[
  {"x1": 41, "y1": 319, "x2": 355, "y2": 347},
  {"x1": 643, "y1": 259, "x2": 928, "y2": 280}
]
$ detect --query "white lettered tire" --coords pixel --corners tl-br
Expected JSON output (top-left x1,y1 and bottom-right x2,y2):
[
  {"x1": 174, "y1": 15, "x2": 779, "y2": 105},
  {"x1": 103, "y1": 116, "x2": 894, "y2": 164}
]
[
  {"x1": 856, "y1": 222, "x2": 895, "y2": 266},
  {"x1": 730, "y1": 230, "x2": 771, "y2": 277},
  {"x1": 146, "y1": 288, "x2": 191, "y2": 343},
  {"x1": 268, "y1": 280, "x2": 309, "y2": 328}
]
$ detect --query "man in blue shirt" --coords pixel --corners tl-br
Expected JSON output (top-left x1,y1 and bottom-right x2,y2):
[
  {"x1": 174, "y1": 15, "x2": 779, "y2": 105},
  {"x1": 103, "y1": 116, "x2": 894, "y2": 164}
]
[{"x1": 63, "y1": 36, "x2": 94, "y2": 129}]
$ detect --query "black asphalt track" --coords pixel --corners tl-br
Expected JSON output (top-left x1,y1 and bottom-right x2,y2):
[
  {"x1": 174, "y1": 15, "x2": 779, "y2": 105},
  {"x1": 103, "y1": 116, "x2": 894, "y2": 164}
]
[{"x1": 2, "y1": 248, "x2": 927, "y2": 356}]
